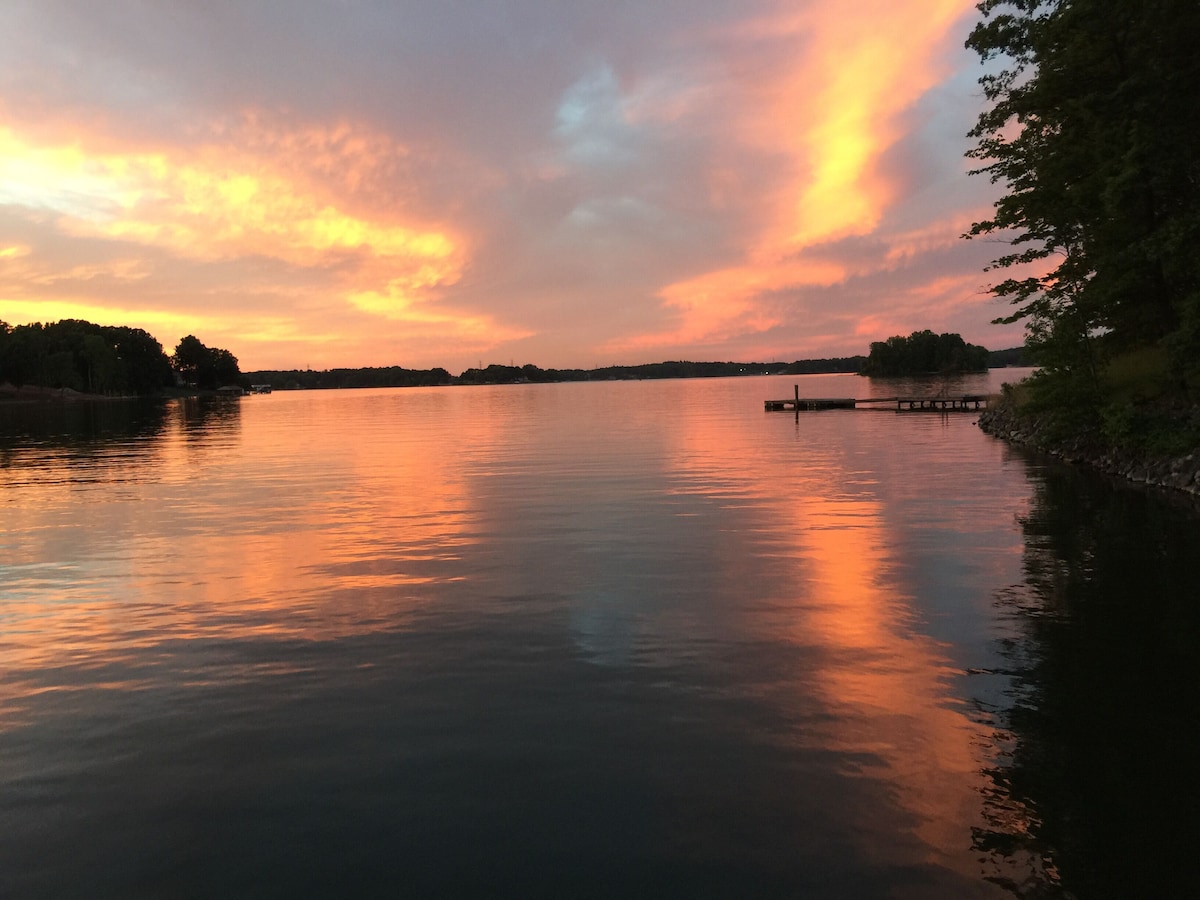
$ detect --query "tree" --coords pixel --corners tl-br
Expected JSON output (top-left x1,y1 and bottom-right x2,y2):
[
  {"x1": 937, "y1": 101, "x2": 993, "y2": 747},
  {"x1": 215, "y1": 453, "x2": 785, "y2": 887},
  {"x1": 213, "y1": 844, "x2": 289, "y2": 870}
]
[
  {"x1": 81, "y1": 333, "x2": 120, "y2": 393},
  {"x1": 0, "y1": 319, "x2": 173, "y2": 395},
  {"x1": 172, "y1": 334, "x2": 240, "y2": 389},
  {"x1": 861, "y1": 330, "x2": 989, "y2": 376},
  {"x1": 211, "y1": 348, "x2": 240, "y2": 387},
  {"x1": 172, "y1": 335, "x2": 209, "y2": 386},
  {"x1": 105, "y1": 326, "x2": 174, "y2": 395},
  {"x1": 0, "y1": 320, "x2": 10, "y2": 381},
  {"x1": 964, "y1": 0, "x2": 1200, "y2": 388}
]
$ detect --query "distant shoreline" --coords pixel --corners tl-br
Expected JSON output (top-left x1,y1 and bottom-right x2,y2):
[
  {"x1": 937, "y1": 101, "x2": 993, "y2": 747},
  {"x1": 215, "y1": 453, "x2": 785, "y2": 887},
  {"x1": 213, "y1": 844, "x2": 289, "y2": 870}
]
[
  {"x1": 3, "y1": 365, "x2": 1028, "y2": 404},
  {"x1": 0, "y1": 383, "x2": 236, "y2": 404}
]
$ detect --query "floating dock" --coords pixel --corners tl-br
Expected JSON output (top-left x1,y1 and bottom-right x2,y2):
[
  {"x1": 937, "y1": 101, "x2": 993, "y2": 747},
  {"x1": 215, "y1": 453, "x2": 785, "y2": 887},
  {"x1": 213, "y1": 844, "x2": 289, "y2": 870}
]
[{"x1": 765, "y1": 386, "x2": 989, "y2": 413}]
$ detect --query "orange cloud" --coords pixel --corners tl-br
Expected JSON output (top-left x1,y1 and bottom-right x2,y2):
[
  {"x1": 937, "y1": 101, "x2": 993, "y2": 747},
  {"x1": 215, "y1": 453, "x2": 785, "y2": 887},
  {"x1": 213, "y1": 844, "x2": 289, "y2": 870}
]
[
  {"x1": 740, "y1": 0, "x2": 972, "y2": 246},
  {"x1": 2, "y1": 123, "x2": 462, "y2": 314},
  {"x1": 55, "y1": 148, "x2": 458, "y2": 271},
  {"x1": 0, "y1": 295, "x2": 319, "y2": 352},
  {"x1": 1, "y1": 119, "x2": 535, "y2": 365},
  {"x1": 629, "y1": 0, "x2": 978, "y2": 352},
  {"x1": 611, "y1": 256, "x2": 848, "y2": 355},
  {"x1": 882, "y1": 210, "x2": 992, "y2": 266},
  {"x1": 847, "y1": 272, "x2": 991, "y2": 344}
]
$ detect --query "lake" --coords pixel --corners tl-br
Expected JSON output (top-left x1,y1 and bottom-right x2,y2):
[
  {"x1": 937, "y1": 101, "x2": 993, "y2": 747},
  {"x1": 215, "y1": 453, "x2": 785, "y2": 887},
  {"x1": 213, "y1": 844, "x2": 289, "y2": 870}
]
[{"x1": 3, "y1": 371, "x2": 1199, "y2": 898}]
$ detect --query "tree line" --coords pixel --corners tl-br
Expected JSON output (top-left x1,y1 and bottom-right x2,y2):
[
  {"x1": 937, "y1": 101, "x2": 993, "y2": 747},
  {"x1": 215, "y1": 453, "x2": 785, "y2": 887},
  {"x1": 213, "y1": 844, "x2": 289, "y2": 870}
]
[
  {"x1": 3, "y1": 317, "x2": 1020, "y2": 397},
  {"x1": 861, "y1": 330, "x2": 990, "y2": 377},
  {"x1": 445, "y1": 346, "x2": 1009, "y2": 384},
  {"x1": 0, "y1": 319, "x2": 241, "y2": 395},
  {"x1": 246, "y1": 366, "x2": 453, "y2": 390},
  {"x1": 453, "y1": 358, "x2": 874, "y2": 384},
  {"x1": 965, "y1": 0, "x2": 1200, "y2": 445}
]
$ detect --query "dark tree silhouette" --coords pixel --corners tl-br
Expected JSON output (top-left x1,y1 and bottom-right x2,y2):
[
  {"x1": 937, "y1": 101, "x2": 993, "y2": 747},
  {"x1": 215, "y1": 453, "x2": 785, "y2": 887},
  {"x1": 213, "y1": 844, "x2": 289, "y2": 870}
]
[{"x1": 172, "y1": 335, "x2": 240, "y2": 389}]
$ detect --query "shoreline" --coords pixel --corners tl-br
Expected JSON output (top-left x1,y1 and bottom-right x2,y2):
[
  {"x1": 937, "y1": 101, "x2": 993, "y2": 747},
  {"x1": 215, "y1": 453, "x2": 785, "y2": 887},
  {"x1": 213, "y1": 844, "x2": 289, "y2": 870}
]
[
  {"x1": 0, "y1": 383, "x2": 229, "y2": 404},
  {"x1": 977, "y1": 403, "x2": 1200, "y2": 499},
  {"x1": 0, "y1": 384, "x2": 122, "y2": 403}
]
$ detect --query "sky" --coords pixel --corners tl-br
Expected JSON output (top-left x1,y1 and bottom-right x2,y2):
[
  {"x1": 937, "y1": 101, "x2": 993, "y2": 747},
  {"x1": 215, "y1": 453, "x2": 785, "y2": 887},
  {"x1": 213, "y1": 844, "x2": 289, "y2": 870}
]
[{"x1": 0, "y1": 0, "x2": 1024, "y2": 374}]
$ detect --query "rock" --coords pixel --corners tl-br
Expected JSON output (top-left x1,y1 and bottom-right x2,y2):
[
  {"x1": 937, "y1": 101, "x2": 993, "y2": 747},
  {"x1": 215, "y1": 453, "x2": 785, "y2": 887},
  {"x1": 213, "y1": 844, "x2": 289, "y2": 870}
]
[{"x1": 977, "y1": 398, "x2": 1200, "y2": 498}]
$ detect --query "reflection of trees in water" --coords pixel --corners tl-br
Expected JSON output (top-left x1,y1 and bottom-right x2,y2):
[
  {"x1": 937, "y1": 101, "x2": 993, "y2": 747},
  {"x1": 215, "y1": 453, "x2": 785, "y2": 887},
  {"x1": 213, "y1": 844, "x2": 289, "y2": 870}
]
[
  {"x1": 177, "y1": 395, "x2": 242, "y2": 435},
  {"x1": 0, "y1": 400, "x2": 175, "y2": 486},
  {"x1": 0, "y1": 399, "x2": 170, "y2": 456},
  {"x1": 0, "y1": 398, "x2": 244, "y2": 474},
  {"x1": 979, "y1": 462, "x2": 1200, "y2": 898}
]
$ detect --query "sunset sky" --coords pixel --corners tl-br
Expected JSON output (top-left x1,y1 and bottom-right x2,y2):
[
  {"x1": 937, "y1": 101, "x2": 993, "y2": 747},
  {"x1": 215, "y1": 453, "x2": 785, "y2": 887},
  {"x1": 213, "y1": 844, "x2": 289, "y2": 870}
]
[{"x1": 0, "y1": 0, "x2": 1023, "y2": 373}]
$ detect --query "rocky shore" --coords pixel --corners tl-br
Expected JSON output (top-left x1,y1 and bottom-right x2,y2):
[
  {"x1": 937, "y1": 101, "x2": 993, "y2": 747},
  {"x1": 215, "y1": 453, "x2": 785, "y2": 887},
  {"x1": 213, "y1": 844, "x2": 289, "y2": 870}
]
[
  {"x1": 0, "y1": 383, "x2": 116, "y2": 403},
  {"x1": 978, "y1": 401, "x2": 1200, "y2": 497}
]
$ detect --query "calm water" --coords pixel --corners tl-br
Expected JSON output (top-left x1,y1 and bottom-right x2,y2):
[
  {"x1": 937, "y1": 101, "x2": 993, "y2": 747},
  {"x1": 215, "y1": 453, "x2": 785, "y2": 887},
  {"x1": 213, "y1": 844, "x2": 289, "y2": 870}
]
[{"x1": 3, "y1": 372, "x2": 1199, "y2": 898}]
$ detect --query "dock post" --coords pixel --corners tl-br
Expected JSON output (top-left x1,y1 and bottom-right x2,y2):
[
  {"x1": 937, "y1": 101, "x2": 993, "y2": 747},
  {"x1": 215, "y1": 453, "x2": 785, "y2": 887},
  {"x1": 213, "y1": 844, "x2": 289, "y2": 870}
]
[{"x1": 794, "y1": 384, "x2": 799, "y2": 404}]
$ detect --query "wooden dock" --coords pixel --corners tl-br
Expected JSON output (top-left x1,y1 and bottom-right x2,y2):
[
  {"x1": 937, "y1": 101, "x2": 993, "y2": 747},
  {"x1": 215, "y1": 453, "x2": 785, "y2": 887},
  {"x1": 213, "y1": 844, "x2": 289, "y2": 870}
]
[{"x1": 765, "y1": 386, "x2": 989, "y2": 413}]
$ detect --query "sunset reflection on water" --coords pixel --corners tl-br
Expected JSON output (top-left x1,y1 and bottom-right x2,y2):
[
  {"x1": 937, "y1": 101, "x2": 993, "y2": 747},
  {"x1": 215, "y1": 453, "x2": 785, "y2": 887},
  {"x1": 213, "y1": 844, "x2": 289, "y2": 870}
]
[
  {"x1": 2, "y1": 373, "x2": 1070, "y2": 896},
  {"x1": 664, "y1": 381, "x2": 1036, "y2": 889},
  {"x1": 1, "y1": 392, "x2": 475, "y2": 712}
]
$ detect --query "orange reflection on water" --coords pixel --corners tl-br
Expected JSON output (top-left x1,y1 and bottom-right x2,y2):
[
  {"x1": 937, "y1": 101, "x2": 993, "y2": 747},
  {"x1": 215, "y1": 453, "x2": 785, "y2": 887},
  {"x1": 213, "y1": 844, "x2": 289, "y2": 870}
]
[
  {"x1": 153, "y1": 396, "x2": 476, "y2": 636},
  {"x1": 0, "y1": 395, "x2": 475, "y2": 726},
  {"x1": 663, "y1": 400, "x2": 998, "y2": 879},
  {"x1": 796, "y1": 495, "x2": 990, "y2": 874}
]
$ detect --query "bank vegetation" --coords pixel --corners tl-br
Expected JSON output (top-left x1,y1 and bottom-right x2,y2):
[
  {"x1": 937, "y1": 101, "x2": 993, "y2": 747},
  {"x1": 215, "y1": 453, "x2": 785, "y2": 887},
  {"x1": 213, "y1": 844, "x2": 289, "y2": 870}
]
[{"x1": 966, "y1": 0, "x2": 1200, "y2": 487}]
